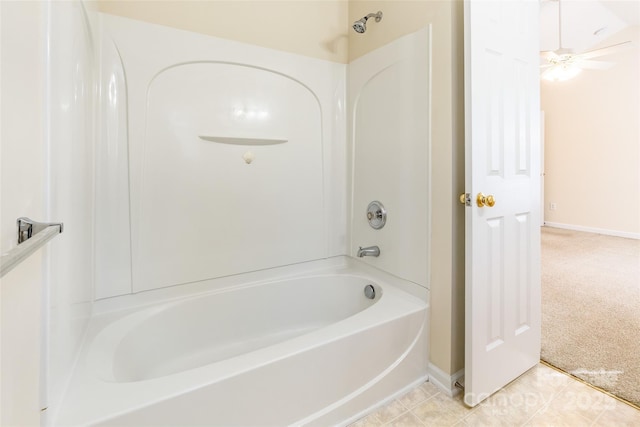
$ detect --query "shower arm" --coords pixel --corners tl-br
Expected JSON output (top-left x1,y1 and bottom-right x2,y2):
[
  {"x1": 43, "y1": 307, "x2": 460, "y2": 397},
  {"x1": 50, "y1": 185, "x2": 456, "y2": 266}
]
[{"x1": 364, "y1": 12, "x2": 383, "y2": 23}]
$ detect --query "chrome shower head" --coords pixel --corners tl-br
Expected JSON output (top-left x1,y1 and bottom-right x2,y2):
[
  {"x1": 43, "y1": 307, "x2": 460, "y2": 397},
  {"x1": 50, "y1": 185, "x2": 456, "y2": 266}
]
[
  {"x1": 352, "y1": 11, "x2": 383, "y2": 34},
  {"x1": 353, "y1": 19, "x2": 367, "y2": 34}
]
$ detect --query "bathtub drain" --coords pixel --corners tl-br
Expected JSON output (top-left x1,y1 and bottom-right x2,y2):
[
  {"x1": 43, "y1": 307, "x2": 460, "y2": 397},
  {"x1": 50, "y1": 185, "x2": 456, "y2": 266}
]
[{"x1": 364, "y1": 284, "x2": 376, "y2": 299}]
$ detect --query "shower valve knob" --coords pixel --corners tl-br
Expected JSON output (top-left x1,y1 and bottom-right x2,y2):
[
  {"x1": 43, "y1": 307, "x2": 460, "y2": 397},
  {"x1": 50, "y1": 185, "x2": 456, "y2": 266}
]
[
  {"x1": 367, "y1": 211, "x2": 382, "y2": 220},
  {"x1": 366, "y1": 201, "x2": 387, "y2": 229}
]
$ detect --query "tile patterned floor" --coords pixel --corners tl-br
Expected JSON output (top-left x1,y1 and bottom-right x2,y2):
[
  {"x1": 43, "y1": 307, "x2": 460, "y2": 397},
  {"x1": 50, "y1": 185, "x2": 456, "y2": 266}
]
[{"x1": 349, "y1": 364, "x2": 640, "y2": 426}]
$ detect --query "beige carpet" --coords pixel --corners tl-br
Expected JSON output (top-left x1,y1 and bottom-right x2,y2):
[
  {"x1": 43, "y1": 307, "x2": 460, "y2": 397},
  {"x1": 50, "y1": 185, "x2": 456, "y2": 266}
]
[{"x1": 541, "y1": 226, "x2": 640, "y2": 407}]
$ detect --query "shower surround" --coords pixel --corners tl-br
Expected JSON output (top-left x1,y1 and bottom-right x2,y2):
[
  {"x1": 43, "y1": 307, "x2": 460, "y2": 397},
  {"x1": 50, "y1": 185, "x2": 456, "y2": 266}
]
[{"x1": 56, "y1": 11, "x2": 432, "y2": 426}]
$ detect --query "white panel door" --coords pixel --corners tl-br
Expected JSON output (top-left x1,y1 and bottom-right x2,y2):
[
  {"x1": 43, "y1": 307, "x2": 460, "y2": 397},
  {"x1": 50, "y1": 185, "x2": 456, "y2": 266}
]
[{"x1": 464, "y1": 0, "x2": 541, "y2": 407}]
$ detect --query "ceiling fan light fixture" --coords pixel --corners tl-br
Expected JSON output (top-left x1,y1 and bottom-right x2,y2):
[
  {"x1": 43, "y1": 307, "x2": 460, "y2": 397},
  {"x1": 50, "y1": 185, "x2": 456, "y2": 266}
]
[
  {"x1": 539, "y1": 0, "x2": 630, "y2": 81},
  {"x1": 542, "y1": 64, "x2": 582, "y2": 82}
]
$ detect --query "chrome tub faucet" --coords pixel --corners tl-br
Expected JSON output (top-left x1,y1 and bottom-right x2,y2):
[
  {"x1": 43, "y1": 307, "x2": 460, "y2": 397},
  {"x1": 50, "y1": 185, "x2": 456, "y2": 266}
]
[{"x1": 357, "y1": 246, "x2": 380, "y2": 257}]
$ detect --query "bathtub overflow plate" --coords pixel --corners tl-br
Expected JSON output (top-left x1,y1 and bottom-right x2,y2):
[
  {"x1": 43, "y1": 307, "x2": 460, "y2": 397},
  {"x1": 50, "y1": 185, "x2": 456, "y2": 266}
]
[
  {"x1": 364, "y1": 284, "x2": 376, "y2": 300},
  {"x1": 366, "y1": 201, "x2": 387, "y2": 230}
]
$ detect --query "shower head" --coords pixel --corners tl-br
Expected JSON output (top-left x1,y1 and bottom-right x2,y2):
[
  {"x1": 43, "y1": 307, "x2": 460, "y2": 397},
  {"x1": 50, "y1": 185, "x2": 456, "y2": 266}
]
[
  {"x1": 352, "y1": 11, "x2": 383, "y2": 34},
  {"x1": 352, "y1": 19, "x2": 367, "y2": 34}
]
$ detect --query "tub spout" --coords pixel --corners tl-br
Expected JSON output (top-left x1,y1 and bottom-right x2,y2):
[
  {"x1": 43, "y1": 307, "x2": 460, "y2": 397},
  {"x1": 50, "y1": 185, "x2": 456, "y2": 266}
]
[{"x1": 357, "y1": 246, "x2": 380, "y2": 257}]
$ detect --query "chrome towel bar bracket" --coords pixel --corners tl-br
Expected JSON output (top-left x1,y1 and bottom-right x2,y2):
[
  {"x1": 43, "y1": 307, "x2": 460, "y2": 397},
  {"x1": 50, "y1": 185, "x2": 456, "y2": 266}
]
[
  {"x1": 1, "y1": 218, "x2": 64, "y2": 278},
  {"x1": 17, "y1": 217, "x2": 63, "y2": 244}
]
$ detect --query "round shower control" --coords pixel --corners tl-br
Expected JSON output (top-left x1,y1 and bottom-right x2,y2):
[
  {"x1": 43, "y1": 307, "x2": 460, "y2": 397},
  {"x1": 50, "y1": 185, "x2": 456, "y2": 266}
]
[{"x1": 366, "y1": 201, "x2": 387, "y2": 229}]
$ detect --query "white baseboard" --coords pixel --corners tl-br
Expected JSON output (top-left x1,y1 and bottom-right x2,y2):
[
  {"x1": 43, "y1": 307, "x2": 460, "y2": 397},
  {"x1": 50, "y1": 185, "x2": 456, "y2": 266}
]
[
  {"x1": 427, "y1": 363, "x2": 464, "y2": 397},
  {"x1": 544, "y1": 222, "x2": 640, "y2": 240}
]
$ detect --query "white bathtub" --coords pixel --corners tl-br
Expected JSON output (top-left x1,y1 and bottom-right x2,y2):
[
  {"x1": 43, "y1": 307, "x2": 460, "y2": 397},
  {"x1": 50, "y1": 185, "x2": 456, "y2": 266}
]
[{"x1": 56, "y1": 258, "x2": 429, "y2": 426}]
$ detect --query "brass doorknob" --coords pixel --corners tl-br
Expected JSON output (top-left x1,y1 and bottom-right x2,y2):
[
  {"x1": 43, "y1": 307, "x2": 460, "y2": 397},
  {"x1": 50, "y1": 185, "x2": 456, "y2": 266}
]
[{"x1": 476, "y1": 193, "x2": 496, "y2": 207}]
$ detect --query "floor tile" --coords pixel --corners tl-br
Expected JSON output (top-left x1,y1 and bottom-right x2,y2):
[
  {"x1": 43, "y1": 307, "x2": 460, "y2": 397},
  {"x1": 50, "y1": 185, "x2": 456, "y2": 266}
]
[
  {"x1": 545, "y1": 379, "x2": 617, "y2": 422},
  {"x1": 592, "y1": 400, "x2": 640, "y2": 427},
  {"x1": 420, "y1": 381, "x2": 442, "y2": 398},
  {"x1": 463, "y1": 386, "x2": 544, "y2": 426},
  {"x1": 523, "y1": 403, "x2": 593, "y2": 427},
  {"x1": 462, "y1": 406, "x2": 527, "y2": 427},
  {"x1": 348, "y1": 363, "x2": 640, "y2": 427},
  {"x1": 349, "y1": 412, "x2": 384, "y2": 427},
  {"x1": 386, "y1": 411, "x2": 424, "y2": 427},
  {"x1": 412, "y1": 393, "x2": 469, "y2": 425},
  {"x1": 429, "y1": 393, "x2": 470, "y2": 418},
  {"x1": 506, "y1": 364, "x2": 570, "y2": 404},
  {"x1": 373, "y1": 399, "x2": 409, "y2": 424},
  {"x1": 398, "y1": 386, "x2": 432, "y2": 410},
  {"x1": 411, "y1": 406, "x2": 461, "y2": 427}
]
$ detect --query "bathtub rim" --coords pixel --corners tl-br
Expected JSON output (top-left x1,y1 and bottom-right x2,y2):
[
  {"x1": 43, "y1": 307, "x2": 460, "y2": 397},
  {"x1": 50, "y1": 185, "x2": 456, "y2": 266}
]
[{"x1": 93, "y1": 256, "x2": 428, "y2": 317}]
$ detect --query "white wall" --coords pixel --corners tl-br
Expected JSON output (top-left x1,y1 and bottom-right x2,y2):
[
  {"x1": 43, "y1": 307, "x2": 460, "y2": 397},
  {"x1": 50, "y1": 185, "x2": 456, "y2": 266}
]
[
  {"x1": 542, "y1": 26, "x2": 640, "y2": 238},
  {"x1": 0, "y1": 1, "x2": 96, "y2": 424},
  {"x1": 95, "y1": 0, "x2": 349, "y2": 63},
  {"x1": 1, "y1": 3, "x2": 48, "y2": 424}
]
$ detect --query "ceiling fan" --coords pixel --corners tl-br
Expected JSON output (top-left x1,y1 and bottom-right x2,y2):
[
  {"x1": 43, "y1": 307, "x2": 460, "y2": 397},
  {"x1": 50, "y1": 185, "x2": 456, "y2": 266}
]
[{"x1": 540, "y1": 0, "x2": 632, "y2": 81}]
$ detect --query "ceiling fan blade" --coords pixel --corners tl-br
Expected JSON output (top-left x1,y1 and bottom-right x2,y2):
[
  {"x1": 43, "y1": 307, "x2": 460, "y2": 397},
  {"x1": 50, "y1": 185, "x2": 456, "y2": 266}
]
[
  {"x1": 580, "y1": 41, "x2": 633, "y2": 60},
  {"x1": 575, "y1": 59, "x2": 614, "y2": 70}
]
